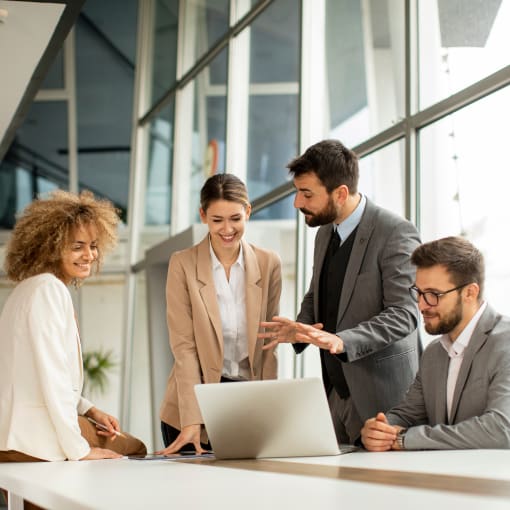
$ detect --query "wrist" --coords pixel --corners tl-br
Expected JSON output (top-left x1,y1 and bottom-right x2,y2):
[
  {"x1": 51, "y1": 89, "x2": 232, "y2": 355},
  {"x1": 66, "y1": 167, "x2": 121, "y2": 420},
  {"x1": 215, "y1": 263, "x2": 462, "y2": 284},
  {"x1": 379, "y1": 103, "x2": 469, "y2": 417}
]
[{"x1": 394, "y1": 428, "x2": 407, "y2": 450}]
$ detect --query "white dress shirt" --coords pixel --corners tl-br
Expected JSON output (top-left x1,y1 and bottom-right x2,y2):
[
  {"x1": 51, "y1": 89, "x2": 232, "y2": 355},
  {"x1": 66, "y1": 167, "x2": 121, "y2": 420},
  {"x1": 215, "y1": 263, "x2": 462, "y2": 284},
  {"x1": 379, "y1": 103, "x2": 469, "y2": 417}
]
[
  {"x1": 440, "y1": 301, "x2": 487, "y2": 421},
  {"x1": 209, "y1": 242, "x2": 250, "y2": 380}
]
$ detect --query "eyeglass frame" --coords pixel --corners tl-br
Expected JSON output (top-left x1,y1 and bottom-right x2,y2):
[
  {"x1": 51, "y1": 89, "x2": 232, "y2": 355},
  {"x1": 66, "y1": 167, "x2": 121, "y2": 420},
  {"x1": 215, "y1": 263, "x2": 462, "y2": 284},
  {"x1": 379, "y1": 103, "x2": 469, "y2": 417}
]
[{"x1": 408, "y1": 283, "x2": 471, "y2": 307}]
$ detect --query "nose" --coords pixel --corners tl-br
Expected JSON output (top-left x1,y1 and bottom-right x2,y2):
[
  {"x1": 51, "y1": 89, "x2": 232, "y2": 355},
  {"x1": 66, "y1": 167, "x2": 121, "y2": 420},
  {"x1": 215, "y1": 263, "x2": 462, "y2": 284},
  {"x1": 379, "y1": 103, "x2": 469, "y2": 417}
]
[
  {"x1": 293, "y1": 193, "x2": 302, "y2": 209},
  {"x1": 417, "y1": 294, "x2": 431, "y2": 312},
  {"x1": 83, "y1": 246, "x2": 94, "y2": 260}
]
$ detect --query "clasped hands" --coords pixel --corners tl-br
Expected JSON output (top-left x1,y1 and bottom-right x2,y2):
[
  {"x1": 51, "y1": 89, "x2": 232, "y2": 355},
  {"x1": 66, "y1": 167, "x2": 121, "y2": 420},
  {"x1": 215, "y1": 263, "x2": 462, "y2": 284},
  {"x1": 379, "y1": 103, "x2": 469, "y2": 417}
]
[
  {"x1": 258, "y1": 316, "x2": 344, "y2": 355},
  {"x1": 361, "y1": 412, "x2": 405, "y2": 451}
]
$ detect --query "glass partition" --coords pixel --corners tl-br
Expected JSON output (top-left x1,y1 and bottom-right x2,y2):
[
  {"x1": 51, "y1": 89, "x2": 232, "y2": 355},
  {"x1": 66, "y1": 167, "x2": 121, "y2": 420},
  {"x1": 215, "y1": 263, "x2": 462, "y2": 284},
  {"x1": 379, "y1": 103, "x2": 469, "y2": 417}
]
[
  {"x1": 419, "y1": 0, "x2": 510, "y2": 109},
  {"x1": 246, "y1": 0, "x2": 300, "y2": 204},
  {"x1": 325, "y1": 0, "x2": 405, "y2": 146},
  {"x1": 419, "y1": 85, "x2": 510, "y2": 321}
]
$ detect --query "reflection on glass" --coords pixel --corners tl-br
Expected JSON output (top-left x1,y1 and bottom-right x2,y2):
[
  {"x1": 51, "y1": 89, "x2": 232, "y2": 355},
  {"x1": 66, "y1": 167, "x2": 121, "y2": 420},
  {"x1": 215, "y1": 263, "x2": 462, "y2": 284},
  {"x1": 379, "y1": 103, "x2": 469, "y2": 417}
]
[
  {"x1": 419, "y1": 0, "x2": 509, "y2": 109},
  {"x1": 150, "y1": 0, "x2": 179, "y2": 105},
  {"x1": 247, "y1": 0, "x2": 300, "y2": 206},
  {"x1": 325, "y1": 0, "x2": 404, "y2": 146},
  {"x1": 76, "y1": 2, "x2": 139, "y2": 223},
  {"x1": 0, "y1": 101, "x2": 68, "y2": 228},
  {"x1": 419, "y1": 85, "x2": 510, "y2": 319},
  {"x1": 181, "y1": 0, "x2": 230, "y2": 75},
  {"x1": 250, "y1": 196, "x2": 297, "y2": 378},
  {"x1": 188, "y1": 48, "x2": 228, "y2": 224},
  {"x1": 146, "y1": 102, "x2": 175, "y2": 226},
  {"x1": 358, "y1": 140, "x2": 405, "y2": 217}
]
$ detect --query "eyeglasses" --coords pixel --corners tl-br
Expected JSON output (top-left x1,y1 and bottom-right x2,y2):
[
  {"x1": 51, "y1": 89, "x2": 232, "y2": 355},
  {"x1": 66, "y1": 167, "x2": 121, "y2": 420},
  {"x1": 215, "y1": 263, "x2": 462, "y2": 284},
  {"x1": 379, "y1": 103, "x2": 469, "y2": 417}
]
[{"x1": 408, "y1": 283, "x2": 470, "y2": 307}]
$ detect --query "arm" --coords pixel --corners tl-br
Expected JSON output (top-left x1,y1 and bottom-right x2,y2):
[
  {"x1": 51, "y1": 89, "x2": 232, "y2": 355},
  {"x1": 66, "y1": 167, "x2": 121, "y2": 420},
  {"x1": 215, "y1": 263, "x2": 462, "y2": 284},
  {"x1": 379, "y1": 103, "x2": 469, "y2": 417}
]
[
  {"x1": 163, "y1": 254, "x2": 204, "y2": 452},
  {"x1": 340, "y1": 220, "x2": 420, "y2": 361},
  {"x1": 398, "y1": 349, "x2": 510, "y2": 450},
  {"x1": 27, "y1": 280, "x2": 91, "y2": 460}
]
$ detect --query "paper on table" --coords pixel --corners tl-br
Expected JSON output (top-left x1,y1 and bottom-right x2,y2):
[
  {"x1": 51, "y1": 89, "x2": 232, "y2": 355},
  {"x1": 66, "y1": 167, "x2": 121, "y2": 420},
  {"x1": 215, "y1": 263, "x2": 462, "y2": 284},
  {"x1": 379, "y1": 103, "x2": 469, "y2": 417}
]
[{"x1": 128, "y1": 453, "x2": 215, "y2": 461}]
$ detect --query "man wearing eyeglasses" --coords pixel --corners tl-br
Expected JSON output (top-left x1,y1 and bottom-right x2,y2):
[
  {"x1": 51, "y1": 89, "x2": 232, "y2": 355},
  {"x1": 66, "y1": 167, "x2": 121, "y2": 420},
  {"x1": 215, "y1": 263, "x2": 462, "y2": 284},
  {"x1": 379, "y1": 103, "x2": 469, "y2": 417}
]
[{"x1": 361, "y1": 236, "x2": 510, "y2": 451}]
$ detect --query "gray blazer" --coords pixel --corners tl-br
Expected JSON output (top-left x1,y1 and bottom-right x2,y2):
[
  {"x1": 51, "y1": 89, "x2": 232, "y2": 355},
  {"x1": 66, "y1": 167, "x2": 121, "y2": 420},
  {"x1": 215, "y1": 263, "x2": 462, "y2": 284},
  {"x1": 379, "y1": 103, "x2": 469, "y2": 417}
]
[
  {"x1": 388, "y1": 305, "x2": 510, "y2": 449},
  {"x1": 296, "y1": 198, "x2": 421, "y2": 432}
]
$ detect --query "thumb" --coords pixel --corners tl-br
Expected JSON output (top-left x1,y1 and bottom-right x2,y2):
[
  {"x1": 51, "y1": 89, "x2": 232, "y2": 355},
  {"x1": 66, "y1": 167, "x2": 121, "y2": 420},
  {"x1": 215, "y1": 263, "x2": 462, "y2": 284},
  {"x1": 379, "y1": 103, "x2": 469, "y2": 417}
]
[{"x1": 375, "y1": 412, "x2": 388, "y2": 424}]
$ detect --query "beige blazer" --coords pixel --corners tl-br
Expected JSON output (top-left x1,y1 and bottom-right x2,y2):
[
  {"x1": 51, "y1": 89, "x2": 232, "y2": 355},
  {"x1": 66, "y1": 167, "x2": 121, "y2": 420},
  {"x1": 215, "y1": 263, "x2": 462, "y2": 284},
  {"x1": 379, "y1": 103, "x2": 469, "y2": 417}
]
[
  {"x1": 0, "y1": 273, "x2": 93, "y2": 461},
  {"x1": 160, "y1": 236, "x2": 282, "y2": 434}
]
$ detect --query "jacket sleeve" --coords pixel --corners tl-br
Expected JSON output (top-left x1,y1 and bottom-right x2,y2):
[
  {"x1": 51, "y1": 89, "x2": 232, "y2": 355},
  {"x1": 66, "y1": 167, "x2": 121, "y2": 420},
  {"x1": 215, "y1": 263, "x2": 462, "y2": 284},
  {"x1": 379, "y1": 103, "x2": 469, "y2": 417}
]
[
  {"x1": 27, "y1": 280, "x2": 90, "y2": 460},
  {"x1": 390, "y1": 343, "x2": 510, "y2": 450},
  {"x1": 261, "y1": 252, "x2": 282, "y2": 379},
  {"x1": 166, "y1": 253, "x2": 204, "y2": 427}
]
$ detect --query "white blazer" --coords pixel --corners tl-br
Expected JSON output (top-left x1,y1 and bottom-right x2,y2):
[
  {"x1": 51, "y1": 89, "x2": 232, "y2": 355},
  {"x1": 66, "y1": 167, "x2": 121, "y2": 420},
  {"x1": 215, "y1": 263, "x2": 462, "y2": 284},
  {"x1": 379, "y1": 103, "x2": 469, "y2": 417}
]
[{"x1": 0, "y1": 273, "x2": 93, "y2": 460}]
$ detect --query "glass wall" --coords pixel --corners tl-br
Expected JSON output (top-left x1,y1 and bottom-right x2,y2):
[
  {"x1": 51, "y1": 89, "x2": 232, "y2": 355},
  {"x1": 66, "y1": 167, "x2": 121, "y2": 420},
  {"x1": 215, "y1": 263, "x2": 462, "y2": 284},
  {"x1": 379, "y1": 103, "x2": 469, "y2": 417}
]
[
  {"x1": 325, "y1": 0, "x2": 405, "y2": 147},
  {"x1": 419, "y1": 0, "x2": 509, "y2": 109}
]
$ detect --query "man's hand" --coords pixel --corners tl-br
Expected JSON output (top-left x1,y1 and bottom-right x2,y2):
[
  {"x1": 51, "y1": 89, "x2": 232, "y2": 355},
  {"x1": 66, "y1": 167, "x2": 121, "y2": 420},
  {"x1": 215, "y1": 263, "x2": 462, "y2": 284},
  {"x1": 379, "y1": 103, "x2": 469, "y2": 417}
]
[
  {"x1": 361, "y1": 412, "x2": 399, "y2": 452},
  {"x1": 154, "y1": 424, "x2": 206, "y2": 455},
  {"x1": 294, "y1": 322, "x2": 344, "y2": 354},
  {"x1": 259, "y1": 317, "x2": 324, "y2": 350}
]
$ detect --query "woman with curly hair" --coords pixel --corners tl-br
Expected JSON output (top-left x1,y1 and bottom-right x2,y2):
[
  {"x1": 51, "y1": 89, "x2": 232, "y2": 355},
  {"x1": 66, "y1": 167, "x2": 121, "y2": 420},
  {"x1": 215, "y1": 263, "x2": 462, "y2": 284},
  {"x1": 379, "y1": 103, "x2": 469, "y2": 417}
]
[{"x1": 0, "y1": 190, "x2": 146, "y2": 469}]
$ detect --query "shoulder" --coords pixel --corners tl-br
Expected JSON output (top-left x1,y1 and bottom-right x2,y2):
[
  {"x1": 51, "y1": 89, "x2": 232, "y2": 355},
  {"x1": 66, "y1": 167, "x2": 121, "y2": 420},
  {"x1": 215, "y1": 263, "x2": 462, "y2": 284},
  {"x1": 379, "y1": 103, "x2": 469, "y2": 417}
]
[{"x1": 364, "y1": 199, "x2": 417, "y2": 232}]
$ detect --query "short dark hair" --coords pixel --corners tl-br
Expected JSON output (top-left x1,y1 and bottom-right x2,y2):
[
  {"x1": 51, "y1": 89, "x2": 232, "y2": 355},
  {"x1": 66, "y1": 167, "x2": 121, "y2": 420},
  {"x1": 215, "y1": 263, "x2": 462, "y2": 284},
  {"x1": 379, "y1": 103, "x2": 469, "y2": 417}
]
[
  {"x1": 200, "y1": 173, "x2": 250, "y2": 212},
  {"x1": 411, "y1": 236, "x2": 485, "y2": 299},
  {"x1": 287, "y1": 139, "x2": 359, "y2": 193}
]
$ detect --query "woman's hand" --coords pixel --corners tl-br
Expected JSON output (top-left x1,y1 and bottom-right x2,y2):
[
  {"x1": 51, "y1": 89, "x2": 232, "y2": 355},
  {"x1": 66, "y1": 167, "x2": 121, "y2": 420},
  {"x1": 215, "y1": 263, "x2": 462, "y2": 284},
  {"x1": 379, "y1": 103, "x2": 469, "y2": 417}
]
[
  {"x1": 85, "y1": 407, "x2": 121, "y2": 440},
  {"x1": 80, "y1": 447, "x2": 123, "y2": 460},
  {"x1": 155, "y1": 424, "x2": 206, "y2": 455}
]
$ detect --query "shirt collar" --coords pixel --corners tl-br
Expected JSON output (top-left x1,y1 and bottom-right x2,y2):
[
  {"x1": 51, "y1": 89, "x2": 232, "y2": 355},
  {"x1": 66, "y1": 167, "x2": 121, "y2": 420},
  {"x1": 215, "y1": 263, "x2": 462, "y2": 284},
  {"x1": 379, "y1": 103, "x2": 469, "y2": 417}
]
[
  {"x1": 209, "y1": 238, "x2": 244, "y2": 270},
  {"x1": 439, "y1": 301, "x2": 487, "y2": 356},
  {"x1": 335, "y1": 193, "x2": 366, "y2": 243}
]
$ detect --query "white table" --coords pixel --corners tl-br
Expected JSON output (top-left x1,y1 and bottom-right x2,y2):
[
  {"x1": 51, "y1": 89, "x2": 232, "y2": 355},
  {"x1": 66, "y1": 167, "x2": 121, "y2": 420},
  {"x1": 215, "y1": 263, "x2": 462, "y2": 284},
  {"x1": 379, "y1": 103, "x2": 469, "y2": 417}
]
[{"x1": 1, "y1": 450, "x2": 510, "y2": 509}]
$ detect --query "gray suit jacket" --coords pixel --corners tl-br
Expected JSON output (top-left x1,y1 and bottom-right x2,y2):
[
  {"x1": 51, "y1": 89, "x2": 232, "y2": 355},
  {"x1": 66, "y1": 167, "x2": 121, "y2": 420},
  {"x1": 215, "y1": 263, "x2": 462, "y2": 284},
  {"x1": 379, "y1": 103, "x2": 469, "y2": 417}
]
[
  {"x1": 296, "y1": 198, "x2": 421, "y2": 434},
  {"x1": 388, "y1": 305, "x2": 510, "y2": 449}
]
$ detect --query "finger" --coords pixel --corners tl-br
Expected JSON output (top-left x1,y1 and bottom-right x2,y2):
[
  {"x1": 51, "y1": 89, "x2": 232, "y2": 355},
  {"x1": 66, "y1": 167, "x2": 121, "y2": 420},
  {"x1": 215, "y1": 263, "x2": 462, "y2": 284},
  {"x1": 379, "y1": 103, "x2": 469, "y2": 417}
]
[
  {"x1": 262, "y1": 339, "x2": 278, "y2": 350},
  {"x1": 376, "y1": 412, "x2": 389, "y2": 424}
]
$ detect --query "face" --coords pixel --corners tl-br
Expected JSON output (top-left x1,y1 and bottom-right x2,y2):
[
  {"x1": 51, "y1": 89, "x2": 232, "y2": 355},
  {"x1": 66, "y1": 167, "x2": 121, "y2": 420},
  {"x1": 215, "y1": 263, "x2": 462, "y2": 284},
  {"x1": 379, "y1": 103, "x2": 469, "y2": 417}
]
[
  {"x1": 414, "y1": 265, "x2": 465, "y2": 337},
  {"x1": 293, "y1": 172, "x2": 340, "y2": 227},
  {"x1": 60, "y1": 224, "x2": 99, "y2": 284},
  {"x1": 200, "y1": 199, "x2": 251, "y2": 252}
]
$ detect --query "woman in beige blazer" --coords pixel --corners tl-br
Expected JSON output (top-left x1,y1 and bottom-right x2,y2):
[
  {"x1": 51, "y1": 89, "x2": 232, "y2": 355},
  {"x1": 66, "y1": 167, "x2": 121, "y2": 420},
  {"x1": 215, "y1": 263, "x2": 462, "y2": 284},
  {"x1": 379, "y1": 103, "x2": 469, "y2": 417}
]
[
  {"x1": 158, "y1": 174, "x2": 282, "y2": 454},
  {"x1": 0, "y1": 190, "x2": 146, "y2": 468}
]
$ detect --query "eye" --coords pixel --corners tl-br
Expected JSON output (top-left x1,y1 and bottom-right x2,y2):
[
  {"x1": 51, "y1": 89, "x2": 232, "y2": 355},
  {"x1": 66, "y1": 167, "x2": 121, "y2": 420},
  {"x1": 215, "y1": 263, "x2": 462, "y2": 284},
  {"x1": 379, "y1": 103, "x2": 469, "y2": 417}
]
[{"x1": 303, "y1": 193, "x2": 312, "y2": 199}]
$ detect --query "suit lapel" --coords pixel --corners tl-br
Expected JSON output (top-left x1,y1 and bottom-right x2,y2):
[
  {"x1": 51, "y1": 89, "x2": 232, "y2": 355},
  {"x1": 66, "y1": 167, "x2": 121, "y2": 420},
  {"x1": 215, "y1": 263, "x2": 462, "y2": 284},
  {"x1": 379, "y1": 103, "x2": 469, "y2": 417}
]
[
  {"x1": 337, "y1": 199, "x2": 376, "y2": 323},
  {"x1": 432, "y1": 346, "x2": 450, "y2": 425},
  {"x1": 196, "y1": 236, "x2": 224, "y2": 354},
  {"x1": 243, "y1": 240, "x2": 262, "y2": 369},
  {"x1": 450, "y1": 306, "x2": 499, "y2": 423}
]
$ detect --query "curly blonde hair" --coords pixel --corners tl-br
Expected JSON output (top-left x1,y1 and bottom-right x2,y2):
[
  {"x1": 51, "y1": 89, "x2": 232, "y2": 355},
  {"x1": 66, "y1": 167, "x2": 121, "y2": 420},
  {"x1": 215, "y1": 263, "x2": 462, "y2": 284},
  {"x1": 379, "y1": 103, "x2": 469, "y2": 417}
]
[{"x1": 4, "y1": 190, "x2": 120, "y2": 283}]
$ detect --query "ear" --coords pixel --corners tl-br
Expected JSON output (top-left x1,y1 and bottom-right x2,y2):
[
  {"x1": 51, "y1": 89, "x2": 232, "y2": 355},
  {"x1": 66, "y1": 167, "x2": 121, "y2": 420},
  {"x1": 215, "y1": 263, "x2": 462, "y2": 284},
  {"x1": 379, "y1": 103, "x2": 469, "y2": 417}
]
[
  {"x1": 245, "y1": 204, "x2": 252, "y2": 220},
  {"x1": 199, "y1": 208, "x2": 207, "y2": 223},
  {"x1": 333, "y1": 184, "x2": 349, "y2": 204},
  {"x1": 464, "y1": 282, "x2": 480, "y2": 301}
]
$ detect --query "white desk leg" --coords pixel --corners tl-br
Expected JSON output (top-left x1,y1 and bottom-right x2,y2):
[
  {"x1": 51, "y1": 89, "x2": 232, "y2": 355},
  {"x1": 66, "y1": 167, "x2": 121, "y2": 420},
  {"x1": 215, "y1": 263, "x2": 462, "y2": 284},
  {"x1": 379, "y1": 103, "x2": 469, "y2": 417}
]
[{"x1": 7, "y1": 492, "x2": 24, "y2": 510}]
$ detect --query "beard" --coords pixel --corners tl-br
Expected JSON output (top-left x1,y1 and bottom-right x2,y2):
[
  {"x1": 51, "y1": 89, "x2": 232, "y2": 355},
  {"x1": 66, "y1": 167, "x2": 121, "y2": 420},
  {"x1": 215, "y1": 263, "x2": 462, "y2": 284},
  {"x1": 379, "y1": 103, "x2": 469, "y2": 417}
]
[
  {"x1": 423, "y1": 294, "x2": 463, "y2": 336},
  {"x1": 300, "y1": 195, "x2": 338, "y2": 227}
]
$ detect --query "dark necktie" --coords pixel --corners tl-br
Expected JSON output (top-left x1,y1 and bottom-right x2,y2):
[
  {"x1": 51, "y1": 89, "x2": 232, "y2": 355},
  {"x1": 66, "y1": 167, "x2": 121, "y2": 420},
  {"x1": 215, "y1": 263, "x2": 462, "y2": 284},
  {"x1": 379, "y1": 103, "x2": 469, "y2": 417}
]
[{"x1": 330, "y1": 228, "x2": 341, "y2": 254}]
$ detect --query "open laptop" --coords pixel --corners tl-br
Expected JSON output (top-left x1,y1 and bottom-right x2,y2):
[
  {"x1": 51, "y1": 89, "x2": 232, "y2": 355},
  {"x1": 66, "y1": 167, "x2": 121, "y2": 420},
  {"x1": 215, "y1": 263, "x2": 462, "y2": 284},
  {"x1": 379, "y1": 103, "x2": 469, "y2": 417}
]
[{"x1": 194, "y1": 377, "x2": 357, "y2": 459}]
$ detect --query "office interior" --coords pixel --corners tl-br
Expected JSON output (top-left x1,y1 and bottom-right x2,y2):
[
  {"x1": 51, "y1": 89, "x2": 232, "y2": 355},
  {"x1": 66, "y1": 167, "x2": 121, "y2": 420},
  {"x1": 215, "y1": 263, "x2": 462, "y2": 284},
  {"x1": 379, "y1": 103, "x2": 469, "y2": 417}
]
[{"x1": 0, "y1": 0, "x2": 509, "y2": 455}]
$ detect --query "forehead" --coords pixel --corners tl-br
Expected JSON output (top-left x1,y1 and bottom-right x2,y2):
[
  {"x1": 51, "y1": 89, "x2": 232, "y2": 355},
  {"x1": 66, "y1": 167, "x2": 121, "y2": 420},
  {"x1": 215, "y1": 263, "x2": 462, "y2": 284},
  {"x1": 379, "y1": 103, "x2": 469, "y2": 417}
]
[
  {"x1": 70, "y1": 223, "x2": 98, "y2": 241},
  {"x1": 415, "y1": 264, "x2": 454, "y2": 288},
  {"x1": 293, "y1": 172, "x2": 326, "y2": 192},
  {"x1": 204, "y1": 199, "x2": 246, "y2": 216}
]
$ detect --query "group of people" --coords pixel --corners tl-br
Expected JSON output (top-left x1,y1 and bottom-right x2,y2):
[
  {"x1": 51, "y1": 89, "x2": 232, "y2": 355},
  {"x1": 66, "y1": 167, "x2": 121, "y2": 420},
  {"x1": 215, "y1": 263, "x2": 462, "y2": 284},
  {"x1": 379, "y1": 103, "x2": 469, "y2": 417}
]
[{"x1": 1, "y1": 139, "x2": 509, "y2": 490}]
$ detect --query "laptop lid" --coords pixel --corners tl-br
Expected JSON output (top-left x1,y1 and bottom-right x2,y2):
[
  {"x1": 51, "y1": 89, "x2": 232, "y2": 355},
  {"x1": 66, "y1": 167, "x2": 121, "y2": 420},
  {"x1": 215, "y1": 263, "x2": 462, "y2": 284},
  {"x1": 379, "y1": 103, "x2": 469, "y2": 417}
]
[{"x1": 194, "y1": 377, "x2": 343, "y2": 459}]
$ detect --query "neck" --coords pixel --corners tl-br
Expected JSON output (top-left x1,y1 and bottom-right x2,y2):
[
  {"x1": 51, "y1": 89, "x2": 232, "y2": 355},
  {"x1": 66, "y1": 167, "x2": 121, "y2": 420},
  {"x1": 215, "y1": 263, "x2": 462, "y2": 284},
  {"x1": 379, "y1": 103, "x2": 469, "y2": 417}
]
[
  {"x1": 336, "y1": 193, "x2": 361, "y2": 224},
  {"x1": 211, "y1": 240, "x2": 241, "y2": 267}
]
